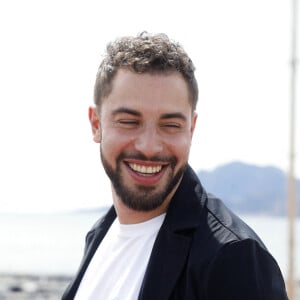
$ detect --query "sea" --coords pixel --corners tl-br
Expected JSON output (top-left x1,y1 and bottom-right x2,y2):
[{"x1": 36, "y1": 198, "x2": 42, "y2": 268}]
[{"x1": 0, "y1": 209, "x2": 299, "y2": 281}]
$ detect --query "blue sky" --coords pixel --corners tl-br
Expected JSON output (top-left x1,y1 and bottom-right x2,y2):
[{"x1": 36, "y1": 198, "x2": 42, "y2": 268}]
[{"x1": 0, "y1": 0, "x2": 298, "y2": 212}]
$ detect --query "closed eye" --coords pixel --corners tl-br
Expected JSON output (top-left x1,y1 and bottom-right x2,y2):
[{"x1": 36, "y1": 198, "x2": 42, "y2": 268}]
[
  {"x1": 116, "y1": 119, "x2": 140, "y2": 128},
  {"x1": 160, "y1": 113, "x2": 186, "y2": 132},
  {"x1": 160, "y1": 122, "x2": 183, "y2": 133},
  {"x1": 163, "y1": 123, "x2": 181, "y2": 128}
]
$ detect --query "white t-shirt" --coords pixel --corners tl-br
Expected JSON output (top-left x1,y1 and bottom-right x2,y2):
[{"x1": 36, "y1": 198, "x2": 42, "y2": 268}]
[{"x1": 74, "y1": 213, "x2": 166, "y2": 300}]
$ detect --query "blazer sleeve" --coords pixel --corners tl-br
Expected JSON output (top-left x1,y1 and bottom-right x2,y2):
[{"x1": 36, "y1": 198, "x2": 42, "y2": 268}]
[{"x1": 204, "y1": 238, "x2": 288, "y2": 300}]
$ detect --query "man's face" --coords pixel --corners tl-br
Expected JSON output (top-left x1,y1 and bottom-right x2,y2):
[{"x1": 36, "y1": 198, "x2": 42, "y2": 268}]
[{"x1": 90, "y1": 69, "x2": 197, "y2": 211}]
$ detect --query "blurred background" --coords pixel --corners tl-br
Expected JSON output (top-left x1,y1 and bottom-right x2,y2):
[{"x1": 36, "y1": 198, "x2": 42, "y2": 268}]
[{"x1": 0, "y1": 0, "x2": 299, "y2": 299}]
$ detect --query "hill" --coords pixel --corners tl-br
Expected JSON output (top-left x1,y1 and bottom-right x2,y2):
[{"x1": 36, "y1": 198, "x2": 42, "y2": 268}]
[{"x1": 197, "y1": 161, "x2": 300, "y2": 216}]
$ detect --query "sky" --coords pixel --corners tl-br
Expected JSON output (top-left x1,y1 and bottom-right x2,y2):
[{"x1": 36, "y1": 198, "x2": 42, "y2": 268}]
[{"x1": 0, "y1": 0, "x2": 298, "y2": 213}]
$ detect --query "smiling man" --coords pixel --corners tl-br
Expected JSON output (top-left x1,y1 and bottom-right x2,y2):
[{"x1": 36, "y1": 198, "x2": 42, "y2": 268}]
[
  {"x1": 62, "y1": 33, "x2": 288, "y2": 300},
  {"x1": 92, "y1": 69, "x2": 196, "y2": 223}
]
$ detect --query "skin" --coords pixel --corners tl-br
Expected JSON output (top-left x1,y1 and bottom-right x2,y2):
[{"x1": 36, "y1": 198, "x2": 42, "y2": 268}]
[{"x1": 89, "y1": 69, "x2": 197, "y2": 224}]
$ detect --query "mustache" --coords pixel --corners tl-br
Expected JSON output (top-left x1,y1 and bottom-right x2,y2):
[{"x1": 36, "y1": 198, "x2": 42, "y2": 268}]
[{"x1": 117, "y1": 152, "x2": 177, "y2": 164}]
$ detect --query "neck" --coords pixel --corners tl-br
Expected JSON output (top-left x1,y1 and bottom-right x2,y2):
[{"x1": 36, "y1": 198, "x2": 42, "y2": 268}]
[{"x1": 111, "y1": 187, "x2": 177, "y2": 225}]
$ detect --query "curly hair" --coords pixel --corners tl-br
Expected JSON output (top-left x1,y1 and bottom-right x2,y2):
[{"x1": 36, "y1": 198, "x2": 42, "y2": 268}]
[{"x1": 94, "y1": 32, "x2": 198, "y2": 110}]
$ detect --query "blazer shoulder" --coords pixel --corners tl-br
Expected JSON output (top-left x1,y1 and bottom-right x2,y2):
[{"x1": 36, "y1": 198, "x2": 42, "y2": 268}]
[
  {"x1": 205, "y1": 193, "x2": 266, "y2": 246},
  {"x1": 204, "y1": 239, "x2": 288, "y2": 300}
]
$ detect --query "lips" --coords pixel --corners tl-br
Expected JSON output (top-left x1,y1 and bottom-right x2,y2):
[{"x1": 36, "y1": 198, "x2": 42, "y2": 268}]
[{"x1": 128, "y1": 163, "x2": 163, "y2": 176}]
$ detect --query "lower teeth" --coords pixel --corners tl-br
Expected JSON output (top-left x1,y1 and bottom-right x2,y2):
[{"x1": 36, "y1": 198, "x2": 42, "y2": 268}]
[{"x1": 137, "y1": 172, "x2": 154, "y2": 177}]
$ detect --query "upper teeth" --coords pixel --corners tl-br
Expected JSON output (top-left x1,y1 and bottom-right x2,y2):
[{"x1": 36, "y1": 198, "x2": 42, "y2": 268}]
[{"x1": 129, "y1": 163, "x2": 162, "y2": 174}]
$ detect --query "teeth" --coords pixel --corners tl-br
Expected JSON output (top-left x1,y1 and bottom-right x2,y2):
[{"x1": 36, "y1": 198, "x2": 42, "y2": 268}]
[{"x1": 128, "y1": 163, "x2": 162, "y2": 174}]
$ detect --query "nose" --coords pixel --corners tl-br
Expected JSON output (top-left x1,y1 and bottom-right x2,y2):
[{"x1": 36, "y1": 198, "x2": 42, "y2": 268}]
[{"x1": 134, "y1": 126, "x2": 163, "y2": 158}]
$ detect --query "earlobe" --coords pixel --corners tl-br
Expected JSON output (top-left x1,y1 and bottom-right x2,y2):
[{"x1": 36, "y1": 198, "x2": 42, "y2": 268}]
[
  {"x1": 93, "y1": 129, "x2": 101, "y2": 143},
  {"x1": 88, "y1": 106, "x2": 101, "y2": 143}
]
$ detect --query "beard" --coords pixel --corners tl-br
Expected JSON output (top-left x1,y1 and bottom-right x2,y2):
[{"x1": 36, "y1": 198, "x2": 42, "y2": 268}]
[{"x1": 100, "y1": 149, "x2": 187, "y2": 212}]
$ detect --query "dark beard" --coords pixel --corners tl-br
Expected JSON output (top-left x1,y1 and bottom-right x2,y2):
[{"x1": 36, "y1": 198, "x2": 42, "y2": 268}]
[{"x1": 100, "y1": 150, "x2": 186, "y2": 211}]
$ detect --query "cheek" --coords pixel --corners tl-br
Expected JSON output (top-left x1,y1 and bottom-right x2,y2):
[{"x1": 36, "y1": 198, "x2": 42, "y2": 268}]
[
  {"x1": 168, "y1": 137, "x2": 192, "y2": 161},
  {"x1": 101, "y1": 129, "x2": 134, "y2": 157}
]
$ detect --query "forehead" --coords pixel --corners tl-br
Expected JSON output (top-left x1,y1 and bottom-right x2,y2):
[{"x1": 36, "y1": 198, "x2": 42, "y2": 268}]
[{"x1": 101, "y1": 69, "x2": 192, "y2": 114}]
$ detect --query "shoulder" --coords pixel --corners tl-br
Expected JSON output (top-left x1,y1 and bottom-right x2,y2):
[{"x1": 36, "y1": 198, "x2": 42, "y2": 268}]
[
  {"x1": 204, "y1": 238, "x2": 288, "y2": 299},
  {"x1": 189, "y1": 193, "x2": 288, "y2": 299},
  {"x1": 204, "y1": 193, "x2": 266, "y2": 245}
]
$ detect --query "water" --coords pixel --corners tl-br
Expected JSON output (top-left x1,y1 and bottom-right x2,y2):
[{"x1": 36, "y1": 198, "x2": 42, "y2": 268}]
[
  {"x1": 0, "y1": 211, "x2": 104, "y2": 276},
  {"x1": 0, "y1": 211, "x2": 299, "y2": 280}
]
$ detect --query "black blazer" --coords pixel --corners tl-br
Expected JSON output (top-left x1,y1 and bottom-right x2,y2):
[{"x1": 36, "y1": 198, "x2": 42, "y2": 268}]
[{"x1": 62, "y1": 166, "x2": 288, "y2": 300}]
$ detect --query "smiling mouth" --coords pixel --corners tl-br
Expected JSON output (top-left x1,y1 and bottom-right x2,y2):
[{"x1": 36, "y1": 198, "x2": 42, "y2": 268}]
[{"x1": 128, "y1": 163, "x2": 163, "y2": 176}]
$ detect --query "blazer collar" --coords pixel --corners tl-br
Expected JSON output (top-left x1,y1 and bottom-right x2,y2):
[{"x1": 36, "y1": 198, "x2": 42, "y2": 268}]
[{"x1": 166, "y1": 165, "x2": 207, "y2": 231}]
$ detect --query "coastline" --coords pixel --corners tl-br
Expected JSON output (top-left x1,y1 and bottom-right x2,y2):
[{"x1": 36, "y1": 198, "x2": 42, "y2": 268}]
[
  {"x1": 0, "y1": 273, "x2": 72, "y2": 300},
  {"x1": 0, "y1": 273, "x2": 299, "y2": 300}
]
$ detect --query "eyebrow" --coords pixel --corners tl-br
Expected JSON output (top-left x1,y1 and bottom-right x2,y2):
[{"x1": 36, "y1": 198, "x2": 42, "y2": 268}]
[
  {"x1": 160, "y1": 112, "x2": 187, "y2": 121},
  {"x1": 112, "y1": 107, "x2": 141, "y2": 117},
  {"x1": 112, "y1": 108, "x2": 186, "y2": 121}
]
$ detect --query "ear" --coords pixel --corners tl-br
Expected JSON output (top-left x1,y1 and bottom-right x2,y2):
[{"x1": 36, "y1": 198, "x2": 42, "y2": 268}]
[{"x1": 88, "y1": 106, "x2": 101, "y2": 143}]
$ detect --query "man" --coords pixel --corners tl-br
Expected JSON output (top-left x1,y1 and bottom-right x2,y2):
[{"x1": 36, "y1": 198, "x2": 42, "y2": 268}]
[{"x1": 62, "y1": 32, "x2": 288, "y2": 299}]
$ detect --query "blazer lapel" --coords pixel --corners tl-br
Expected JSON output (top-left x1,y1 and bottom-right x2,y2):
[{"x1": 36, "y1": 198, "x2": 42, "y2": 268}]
[
  {"x1": 62, "y1": 207, "x2": 116, "y2": 300},
  {"x1": 138, "y1": 224, "x2": 192, "y2": 300}
]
